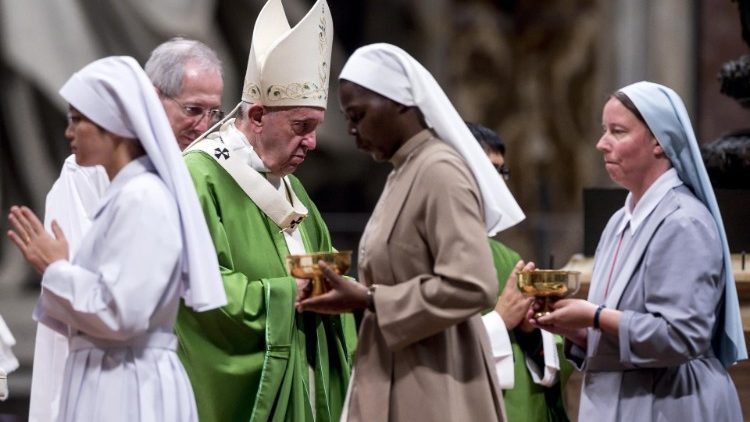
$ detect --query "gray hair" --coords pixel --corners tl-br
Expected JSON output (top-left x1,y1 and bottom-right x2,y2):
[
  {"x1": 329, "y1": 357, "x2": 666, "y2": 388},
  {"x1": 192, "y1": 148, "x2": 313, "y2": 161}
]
[
  {"x1": 236, "y1": 101, "x2": 252, "y2": 121},
  {"x1": 145, "y1": 37, "x2": 223, "y2": 98}
]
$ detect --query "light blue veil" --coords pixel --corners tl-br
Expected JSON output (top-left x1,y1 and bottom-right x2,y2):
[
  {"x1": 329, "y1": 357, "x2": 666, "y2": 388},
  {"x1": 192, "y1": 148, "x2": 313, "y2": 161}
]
[{"x1": 619, "y1": 81, "x2": 747, "y2": 367}]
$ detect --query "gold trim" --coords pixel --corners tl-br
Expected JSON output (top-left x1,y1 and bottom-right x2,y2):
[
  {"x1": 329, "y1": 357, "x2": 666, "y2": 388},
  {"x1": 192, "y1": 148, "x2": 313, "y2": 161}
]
[
  {"x1": 244, "y1": 83, "x2": 261, "y2": 101},
  {"x1": 267, "y1": 82, "x2": 326, "y2": 101},
  {"x1": 242, "y1": 3, "x2": 330, "y2": 104}
]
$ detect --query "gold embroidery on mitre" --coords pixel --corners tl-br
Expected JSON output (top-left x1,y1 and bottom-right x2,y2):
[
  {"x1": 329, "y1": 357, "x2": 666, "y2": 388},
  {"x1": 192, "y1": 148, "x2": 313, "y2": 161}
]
[
  {"x1": 317, "y1": 4, "x2": 329, "y2": 100},
  {"x1": 244, "y1": 83, "x2": 261, "y2": 102},
  {"x1": 267, "y1": 82, "x2": 326, "y2": 101}
]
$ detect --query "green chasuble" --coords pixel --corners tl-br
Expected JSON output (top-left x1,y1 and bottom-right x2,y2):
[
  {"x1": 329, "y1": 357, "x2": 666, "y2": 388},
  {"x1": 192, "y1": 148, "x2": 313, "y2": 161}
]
[
  {"x1": 488, "y1": 239, "x2": 573, "y2": 422},
  {"x1": 176, "y1": 151, "x2": 358, "y2": 422}
]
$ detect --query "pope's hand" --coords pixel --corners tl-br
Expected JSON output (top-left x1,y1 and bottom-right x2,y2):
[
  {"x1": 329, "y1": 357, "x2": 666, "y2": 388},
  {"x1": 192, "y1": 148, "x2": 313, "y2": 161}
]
[{"x1": 295, "y1": 278, "x2": 312, "y2": 303}]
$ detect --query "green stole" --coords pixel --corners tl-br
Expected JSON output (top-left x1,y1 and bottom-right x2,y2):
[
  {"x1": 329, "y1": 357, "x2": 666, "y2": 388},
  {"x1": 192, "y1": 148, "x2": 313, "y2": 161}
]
[
  {"x1": 176, "y1": 151, "x2": 357, "y2": 422},
  {"x1": 487, "y1": 239, "x2": 572, "y2": 422}
]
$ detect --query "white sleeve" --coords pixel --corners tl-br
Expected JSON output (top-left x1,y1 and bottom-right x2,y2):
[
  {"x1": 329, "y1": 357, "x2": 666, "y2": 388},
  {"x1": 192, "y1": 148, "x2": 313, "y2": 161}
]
[
  {"x1": 0, "y1": 368, "x2": 7, "y2": 401},
  {"x1": 481, "y1": 311, "x2": 515, "y2": 389},
  {"x1": 524, "y1": 329, "x2": 560, "y2": 387},
  {"x1": 0, "y1": 315, "x2": 19, "y2": 374},
  {"x1": 0, "y1": 315, "x2": 17, "y2": 400},
  {"x1": 36, "y1": 182, "x2": 181, "y2": 341}
]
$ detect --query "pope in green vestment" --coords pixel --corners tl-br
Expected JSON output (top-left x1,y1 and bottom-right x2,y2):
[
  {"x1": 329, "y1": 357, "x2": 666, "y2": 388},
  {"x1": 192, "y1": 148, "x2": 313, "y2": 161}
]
[
  {"x1": 175, "y1": 149, "x2": 357, "y2": 422},
  {"x1": 175, "y1": 0, "x2": 358, "y2": 419},
  {"x1": 488, "y1": 239, "x2": 573, "y2": 422}
]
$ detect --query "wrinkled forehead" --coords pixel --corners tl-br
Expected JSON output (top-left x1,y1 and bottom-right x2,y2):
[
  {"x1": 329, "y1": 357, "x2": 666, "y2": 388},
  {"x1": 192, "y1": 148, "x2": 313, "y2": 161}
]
[{"x1": 266, "y1": 105, "x2": 325, "y2": 120}]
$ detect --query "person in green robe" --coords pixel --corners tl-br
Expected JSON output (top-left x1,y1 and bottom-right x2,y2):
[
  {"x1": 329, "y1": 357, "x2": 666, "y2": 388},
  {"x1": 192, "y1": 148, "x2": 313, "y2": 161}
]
[
  {"x1": 468, "y1": 122, "x2": 573, "y2": 422},
  {"x1": 174, "y1": 1, "x2": 357, "y2": 421}
]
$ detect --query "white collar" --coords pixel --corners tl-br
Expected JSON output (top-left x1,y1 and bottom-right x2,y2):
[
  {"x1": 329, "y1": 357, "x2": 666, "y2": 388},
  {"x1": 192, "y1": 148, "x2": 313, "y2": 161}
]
[
  {"x1": 220, "y1": 119, "x2": 269, "y2": 173},
  {"x1": 192, "y1": 124, "x2": 308, "y2": 233},
  {"x1": 92, "y1": 156, "x2": 153, "y2": 218},
  {"x1": 219, "y1": 120, "x2": 285, "y2": 188},
  {"x1": 618, "y1": 168, "x2": 682, "y2": 233}
]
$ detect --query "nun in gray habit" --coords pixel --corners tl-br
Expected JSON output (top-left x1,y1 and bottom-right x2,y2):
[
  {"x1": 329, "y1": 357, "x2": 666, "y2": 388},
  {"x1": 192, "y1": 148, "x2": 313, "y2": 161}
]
[{"x1": 532, "y1": 81, "x2": 746, "y2": 421}]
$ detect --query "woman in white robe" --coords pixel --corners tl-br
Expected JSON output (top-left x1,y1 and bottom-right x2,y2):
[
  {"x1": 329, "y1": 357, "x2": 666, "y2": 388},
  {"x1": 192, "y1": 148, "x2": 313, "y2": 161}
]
[
  {"x1": 530, "y1": 81, "x2": 745, "y2": 421},
  {"x1": 6, "y1": 56, "x2": 225, "y2": 422}
]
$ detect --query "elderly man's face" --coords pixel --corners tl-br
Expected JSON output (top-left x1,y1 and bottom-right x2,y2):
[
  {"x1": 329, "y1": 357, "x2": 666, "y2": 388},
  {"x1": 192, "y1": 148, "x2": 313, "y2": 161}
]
[
  {"x1": 160, "y1": 62, "x2": 223, "y2": 150},
  {"x1": 250, "y1": 106, "x2": 323, "y2": 177}
]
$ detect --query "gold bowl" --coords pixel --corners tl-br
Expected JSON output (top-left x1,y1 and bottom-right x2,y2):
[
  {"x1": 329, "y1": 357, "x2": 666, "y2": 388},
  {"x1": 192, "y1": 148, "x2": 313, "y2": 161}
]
[
  {"x1": 517, "y1": 270, "x2": 581, "y2": 319},
  {"x1": 286, "y1": 251, "x2": 352, "y2": 297}
]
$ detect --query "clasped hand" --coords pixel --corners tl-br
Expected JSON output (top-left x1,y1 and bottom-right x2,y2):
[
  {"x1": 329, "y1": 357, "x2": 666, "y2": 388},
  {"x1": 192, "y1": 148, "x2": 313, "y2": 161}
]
[{"x1": 6, "y1": 205, "x2": 68, "y2": 274}]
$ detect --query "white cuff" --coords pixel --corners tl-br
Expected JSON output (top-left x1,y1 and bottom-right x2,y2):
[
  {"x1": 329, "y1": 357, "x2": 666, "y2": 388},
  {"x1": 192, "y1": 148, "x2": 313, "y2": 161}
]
[
  {"x1": 0, "y1": 315, "x2": 19, "y2": 374},
  {"x1": 482, "y1": 311, "x2": 514, "y2": 389},
  {"x1": 525, "y1": 329, "x2": 559, "y2": 387},
  {"x1": 0, "y1": 368, "x2": 7, "y2": 401}
]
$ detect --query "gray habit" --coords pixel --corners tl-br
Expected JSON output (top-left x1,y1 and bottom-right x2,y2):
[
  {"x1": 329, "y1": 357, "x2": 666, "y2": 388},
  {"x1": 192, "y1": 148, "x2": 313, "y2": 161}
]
[{"x1": 566, "y1": 185, "x2": 742, "y2": 421}]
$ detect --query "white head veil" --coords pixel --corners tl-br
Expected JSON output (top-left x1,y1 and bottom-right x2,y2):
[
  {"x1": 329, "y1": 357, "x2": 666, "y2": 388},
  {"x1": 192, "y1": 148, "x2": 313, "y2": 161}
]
[
  {"x1": 619, "y1": 81, "x2": 747, "y2": 367},
  {"x1": 339, "y1": 43, "x2": 525, "y2": 235},
  {"x1": 59, "y1": 56, "x2": 226, "y2": 312}
]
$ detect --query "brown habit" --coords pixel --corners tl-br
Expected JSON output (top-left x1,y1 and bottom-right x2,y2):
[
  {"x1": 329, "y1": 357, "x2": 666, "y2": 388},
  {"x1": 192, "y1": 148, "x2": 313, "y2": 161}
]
[{"x1": 344, "y1": 130, "x2": 506, "y2": 421}]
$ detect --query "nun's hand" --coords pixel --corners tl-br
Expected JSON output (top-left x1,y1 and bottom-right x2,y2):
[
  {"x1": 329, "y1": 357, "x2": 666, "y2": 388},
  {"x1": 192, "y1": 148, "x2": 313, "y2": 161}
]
[
  {"x1": 7, "y1": 206, "x2": 68, "y2": 274},
  {"x1": 527, "y1": 299, "x2": 592, "y2": 347},
  {"x1": 296, "y1": 260, "x2": 368, "y2": 314},
  {"x1": 536, "y1": 299, "x2": 597, "y2": 329}
]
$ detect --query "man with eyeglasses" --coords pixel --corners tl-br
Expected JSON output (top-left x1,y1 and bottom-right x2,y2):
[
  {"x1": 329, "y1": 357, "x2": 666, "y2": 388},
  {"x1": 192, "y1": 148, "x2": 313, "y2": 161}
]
[
  {"x1": 467, "y1": 122, "x2": 573, "y2": 422},
  {"x1": 146, "y1": 37, "x2": 224, "y2": 151},
  {"x1": 468, "y1": 122, "x2": 511, "y2": 181},
  {"x1": 28, "y1": 38, "x2": 224, "y2": 422}
]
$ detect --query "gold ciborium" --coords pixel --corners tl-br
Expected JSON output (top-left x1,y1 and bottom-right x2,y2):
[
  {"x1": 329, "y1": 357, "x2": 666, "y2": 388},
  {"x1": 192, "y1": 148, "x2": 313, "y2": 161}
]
[
  {"x1": 286, "y1": 251, "x2": 352, "y2": 297},
  {"x1": 517, "y1": 270, "x2": 581, "y2": 319}
]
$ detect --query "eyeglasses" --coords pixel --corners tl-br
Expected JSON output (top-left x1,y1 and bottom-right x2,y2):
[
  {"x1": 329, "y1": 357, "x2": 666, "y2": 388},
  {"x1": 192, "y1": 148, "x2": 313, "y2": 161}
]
[
  {"x1": 164, "y1": 96, "x2": 224, "y2": 124},
  {"x1": 494, "y1": 164, "x2": 510, "y2": 180}
]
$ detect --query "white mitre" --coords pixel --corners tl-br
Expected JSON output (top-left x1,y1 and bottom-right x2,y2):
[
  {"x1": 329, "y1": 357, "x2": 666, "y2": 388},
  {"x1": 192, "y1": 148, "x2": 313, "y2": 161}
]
[
  {"x1": 184, "y1": 0, "x2": 333, "y2": 148},
  {"x1": 242, "y1": 0, "x2": 333, "y2": 109}
]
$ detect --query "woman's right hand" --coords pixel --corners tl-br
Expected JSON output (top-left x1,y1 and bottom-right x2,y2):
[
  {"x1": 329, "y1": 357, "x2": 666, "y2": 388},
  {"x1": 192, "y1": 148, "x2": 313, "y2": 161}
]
[
  {"x1": 527, "y1": 300, "x2": 589, "y2": 347},
  {"x1": 7, "y1": 206, "x2": 68, "y2": 274}
]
